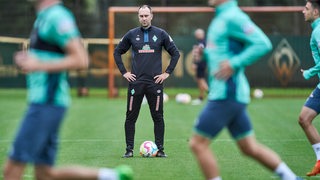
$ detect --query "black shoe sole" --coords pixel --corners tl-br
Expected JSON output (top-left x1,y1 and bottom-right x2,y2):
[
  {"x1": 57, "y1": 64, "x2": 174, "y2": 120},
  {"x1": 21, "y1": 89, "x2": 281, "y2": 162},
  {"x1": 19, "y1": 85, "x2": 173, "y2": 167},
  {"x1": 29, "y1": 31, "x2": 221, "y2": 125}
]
[
  {"x1": 122, "y1": 151, "x2": 133, "y2": 158},
  {"x1": 122, "y1": 155, "x2": 133, "y2": 158}
]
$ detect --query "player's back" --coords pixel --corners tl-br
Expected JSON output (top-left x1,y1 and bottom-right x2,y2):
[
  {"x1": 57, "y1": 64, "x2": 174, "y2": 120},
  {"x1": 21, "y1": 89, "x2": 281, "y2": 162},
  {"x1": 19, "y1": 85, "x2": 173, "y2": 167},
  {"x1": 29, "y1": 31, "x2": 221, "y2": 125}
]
[{"x1": 205, "y1": 0, "x2": 271, "y2": 104}]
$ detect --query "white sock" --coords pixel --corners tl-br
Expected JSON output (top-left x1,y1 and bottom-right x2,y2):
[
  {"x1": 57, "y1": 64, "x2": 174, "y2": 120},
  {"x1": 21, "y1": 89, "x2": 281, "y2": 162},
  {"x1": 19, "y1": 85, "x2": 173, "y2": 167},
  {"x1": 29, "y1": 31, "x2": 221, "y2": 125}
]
[
  {"x1": 312, "y1": 143, "x2": 320, "y2": 160},
  {"x1": 209, "y1": 176, "x2": 222, "y2": 180},
  {"x1": 98, "y1": 168, "x2": 118, "y2": 180},
  {"x1": 274, "y1": 162, "x2": 297, "y2": 180}
]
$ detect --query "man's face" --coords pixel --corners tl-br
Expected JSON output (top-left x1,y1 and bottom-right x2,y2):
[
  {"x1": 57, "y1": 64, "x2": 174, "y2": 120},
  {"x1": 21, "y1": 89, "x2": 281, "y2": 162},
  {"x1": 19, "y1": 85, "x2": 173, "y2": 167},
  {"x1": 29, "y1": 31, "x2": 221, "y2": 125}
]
[
  {"x1": 138, "y1": 7, "x2": 153, "y2": 28},
  {"x1": 303, "y1": 2, "x2": 317, "y2": 22}
]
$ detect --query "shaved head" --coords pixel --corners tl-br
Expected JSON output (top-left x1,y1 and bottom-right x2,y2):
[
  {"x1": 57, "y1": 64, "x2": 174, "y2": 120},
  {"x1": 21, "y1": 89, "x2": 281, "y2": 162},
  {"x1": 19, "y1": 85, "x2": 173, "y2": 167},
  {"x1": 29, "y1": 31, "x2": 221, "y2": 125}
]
[{"x1": 194, "y1": 28, "x2": 205, "y2": 40}]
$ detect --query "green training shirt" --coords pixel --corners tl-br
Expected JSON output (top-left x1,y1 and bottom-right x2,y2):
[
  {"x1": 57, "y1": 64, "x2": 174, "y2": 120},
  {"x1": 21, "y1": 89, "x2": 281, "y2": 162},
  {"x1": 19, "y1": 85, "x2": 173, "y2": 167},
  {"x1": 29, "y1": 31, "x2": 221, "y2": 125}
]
[
  {"x1": 27, "y1": 3, "x2": 80, "y2": 107},
  {"x1": 204, "y1": 0, "x2": 272, "y2": 104},
  {"x1": 303, "y1": 18, "x2": 320, "y2": 89}
]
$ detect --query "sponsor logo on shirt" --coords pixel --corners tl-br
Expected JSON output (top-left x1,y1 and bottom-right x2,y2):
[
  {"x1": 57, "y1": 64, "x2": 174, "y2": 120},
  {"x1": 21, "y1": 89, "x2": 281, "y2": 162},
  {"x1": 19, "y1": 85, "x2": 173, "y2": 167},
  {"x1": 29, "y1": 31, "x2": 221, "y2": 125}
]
[
  {"x1": 206, "y1": 41, "x2": 216, "y2": 49},
  {"x1": 58, "y1": 19, "x2": 75, "y2": 34},
  {"x1": 138, "y1": 44, "x2": 155, "y2": 53},
  {"x1": 242, "y1": 23, "x2": 255, "y2": 35}
]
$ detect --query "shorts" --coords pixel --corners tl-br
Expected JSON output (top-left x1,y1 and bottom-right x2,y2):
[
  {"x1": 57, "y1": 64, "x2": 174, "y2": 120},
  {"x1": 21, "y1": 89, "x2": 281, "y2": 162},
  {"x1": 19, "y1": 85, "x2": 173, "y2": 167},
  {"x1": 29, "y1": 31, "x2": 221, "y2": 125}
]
[
  {"x1": 196, "y1": 61, "x2": 206, "y2": 79},
  {"x1": 304, "y1": 87, "x2": 320, "y2": 114},
  {"x1": 193, "y1": 100, "x2": 253, "y2": 140},
  {"x1": 9, "y1": 103, "x2": 66, "y2": 165}
]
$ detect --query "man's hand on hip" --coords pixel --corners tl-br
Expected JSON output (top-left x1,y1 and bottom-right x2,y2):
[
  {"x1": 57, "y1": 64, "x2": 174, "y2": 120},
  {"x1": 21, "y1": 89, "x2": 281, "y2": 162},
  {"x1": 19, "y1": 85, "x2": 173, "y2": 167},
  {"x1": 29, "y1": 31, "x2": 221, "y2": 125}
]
[
  {"x1": 154, "y1": 72, "x2": 170, "y2": 84},
  {"x1": 123, "y1": 72, "x2": 136, "y2": 82}
]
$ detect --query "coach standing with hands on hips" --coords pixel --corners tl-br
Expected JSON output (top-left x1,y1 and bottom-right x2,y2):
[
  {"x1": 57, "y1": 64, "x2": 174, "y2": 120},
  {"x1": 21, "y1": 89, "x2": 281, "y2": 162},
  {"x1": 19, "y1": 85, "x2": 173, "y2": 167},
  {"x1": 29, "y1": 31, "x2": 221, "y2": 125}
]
[{"x1": 114, "y1": 5, "x2": 180, "y2": 158}]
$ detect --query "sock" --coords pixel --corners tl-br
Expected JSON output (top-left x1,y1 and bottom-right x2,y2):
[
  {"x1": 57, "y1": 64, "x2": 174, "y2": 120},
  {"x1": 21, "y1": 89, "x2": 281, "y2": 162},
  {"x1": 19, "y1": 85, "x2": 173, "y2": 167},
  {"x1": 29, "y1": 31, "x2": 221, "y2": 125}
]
[
  {"x1": 274, "y1": 162, "x2": 297, "y2": 180},
  {"x1": 98, "y1": 168, "x2": 118, "y2": 180},
  {"x1": 209, "y1": 176, "x2": 222, "y2": 180},
  {"x1": 312, "y1": 143, "x2": 320, "y2": 161}
]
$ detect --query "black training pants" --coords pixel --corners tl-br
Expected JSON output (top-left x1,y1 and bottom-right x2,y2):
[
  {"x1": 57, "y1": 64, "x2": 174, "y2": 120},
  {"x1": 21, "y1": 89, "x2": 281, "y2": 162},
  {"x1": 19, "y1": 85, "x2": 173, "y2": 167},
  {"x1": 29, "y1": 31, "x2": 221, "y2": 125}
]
[{"x1": 124, "y1": 82, "x2": 165, "y2": 151}]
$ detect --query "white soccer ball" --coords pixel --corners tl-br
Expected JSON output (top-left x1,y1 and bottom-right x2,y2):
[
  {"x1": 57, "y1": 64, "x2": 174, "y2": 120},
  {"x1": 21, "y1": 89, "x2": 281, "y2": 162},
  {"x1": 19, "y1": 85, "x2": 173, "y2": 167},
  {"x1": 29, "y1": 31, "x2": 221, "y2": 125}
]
[
  {"x1": 139, "y1": 141, "x2": 158, "y2": 157},
  {"x1": 253, "y1": 89, "x2": 264, "y2": 99},
  {"x1": 163, "y1": 93, "x2": 169, "y2": 103},
  {"x1": 142, "y1": 93, "x2": 169, "y2": 105},
  {"x1": 142, "y1": 95, "x2": 147, "y2": 105},
  {"x1": 175, "y1": 93, "x2": 192, "y2": 104}
]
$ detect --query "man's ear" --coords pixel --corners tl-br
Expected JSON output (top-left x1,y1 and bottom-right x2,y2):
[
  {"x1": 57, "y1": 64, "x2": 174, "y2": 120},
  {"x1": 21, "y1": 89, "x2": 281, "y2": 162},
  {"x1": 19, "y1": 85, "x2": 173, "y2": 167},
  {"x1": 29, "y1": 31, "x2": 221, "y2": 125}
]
[{"x1": 314, "y1": 8, "x2": 320, "y2": 18}]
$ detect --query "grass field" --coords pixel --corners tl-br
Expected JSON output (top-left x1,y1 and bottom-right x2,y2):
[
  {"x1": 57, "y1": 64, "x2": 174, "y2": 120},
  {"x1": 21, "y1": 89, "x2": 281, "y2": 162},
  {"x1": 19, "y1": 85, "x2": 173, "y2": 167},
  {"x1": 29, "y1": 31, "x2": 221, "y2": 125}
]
[{"x1": 0, "y1": 88, "x2": 320, "y2": 179}]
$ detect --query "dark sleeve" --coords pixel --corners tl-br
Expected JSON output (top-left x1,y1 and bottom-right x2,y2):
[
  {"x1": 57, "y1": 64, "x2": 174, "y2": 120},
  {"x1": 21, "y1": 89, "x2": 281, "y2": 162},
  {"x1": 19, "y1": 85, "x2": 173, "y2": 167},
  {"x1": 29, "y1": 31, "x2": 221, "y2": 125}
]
[
  {"x1": 162, "y1": 31, "x2": 180, "y2": 74},
  {"x1": 113, "y1": 31, "x2": 131, "y2": 75}
]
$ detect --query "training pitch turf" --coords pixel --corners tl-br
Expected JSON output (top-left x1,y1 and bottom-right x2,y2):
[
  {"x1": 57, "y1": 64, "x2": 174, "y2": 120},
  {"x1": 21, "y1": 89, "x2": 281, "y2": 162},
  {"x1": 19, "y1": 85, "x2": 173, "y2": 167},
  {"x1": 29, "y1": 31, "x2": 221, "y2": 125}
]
[{"x1": 0, "y1": 88, "x2": 318, "y2": 179}]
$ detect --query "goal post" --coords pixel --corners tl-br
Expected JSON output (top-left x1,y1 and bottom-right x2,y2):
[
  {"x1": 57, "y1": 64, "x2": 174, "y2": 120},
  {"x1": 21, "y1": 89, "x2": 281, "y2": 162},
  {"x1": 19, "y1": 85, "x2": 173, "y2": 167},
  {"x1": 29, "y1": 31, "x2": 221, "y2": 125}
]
[
  {"x1": 0, "y1": 36, "x2": 29, "y2": 51},
  {"x1": 107, "y1": 6, "x2": 303, "y2": 98}
]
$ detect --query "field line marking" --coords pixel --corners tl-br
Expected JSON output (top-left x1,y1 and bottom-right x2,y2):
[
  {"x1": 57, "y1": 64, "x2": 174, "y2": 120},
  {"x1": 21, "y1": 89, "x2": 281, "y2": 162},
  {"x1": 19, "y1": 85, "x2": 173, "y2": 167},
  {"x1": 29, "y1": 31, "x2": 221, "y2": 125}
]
[{"x1": 0, "y1": 138, "x2": 308, "y2": 143}]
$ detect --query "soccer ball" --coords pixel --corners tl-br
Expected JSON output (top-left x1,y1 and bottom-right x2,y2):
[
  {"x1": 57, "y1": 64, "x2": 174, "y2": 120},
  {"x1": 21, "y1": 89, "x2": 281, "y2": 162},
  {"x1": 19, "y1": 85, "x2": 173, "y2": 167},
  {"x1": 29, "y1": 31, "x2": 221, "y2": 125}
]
[
  {"x1": 163, "y1": 93, "x2": 169, "y2": 103},
  {"x1": 175, "y1": 93, "x2": 191, "y2": 104},
  {"x1": 142, "y1": 93, "x2": 169, "y2": 105},
  {"x1": 253, "y1": 89, "x2": 264, "y2": 99},
  {"x1": 142, "y1": 95, "x2": 147, "y2": 105},
  {"x1": 139, "y1": 141, "x2": 158, "y2": 157}
]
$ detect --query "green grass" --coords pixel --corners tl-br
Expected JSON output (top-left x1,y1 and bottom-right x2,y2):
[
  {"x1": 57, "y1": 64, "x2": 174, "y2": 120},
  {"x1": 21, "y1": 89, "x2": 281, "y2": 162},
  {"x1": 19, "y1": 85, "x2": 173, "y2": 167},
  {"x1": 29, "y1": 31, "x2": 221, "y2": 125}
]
[{"x1": 0, "y1": 88, "x2": 318, "y2": 179}]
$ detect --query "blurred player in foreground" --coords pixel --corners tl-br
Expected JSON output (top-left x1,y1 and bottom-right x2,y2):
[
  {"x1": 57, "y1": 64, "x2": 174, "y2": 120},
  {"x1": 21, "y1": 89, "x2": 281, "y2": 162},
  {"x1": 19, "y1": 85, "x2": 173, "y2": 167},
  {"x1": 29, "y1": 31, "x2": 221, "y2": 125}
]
[
  {"x1": 191, "y1": 28, "x2": 208, "y2": 105},
  {"x1": 2, "y1": 0, "x2": 132, "y2": 179},
  {"x1": 299, "y1": 0, "x2": 320, "y2": 177},
  {"x1": 188, "y1": 0, "x2": 301, "y2": 179}
]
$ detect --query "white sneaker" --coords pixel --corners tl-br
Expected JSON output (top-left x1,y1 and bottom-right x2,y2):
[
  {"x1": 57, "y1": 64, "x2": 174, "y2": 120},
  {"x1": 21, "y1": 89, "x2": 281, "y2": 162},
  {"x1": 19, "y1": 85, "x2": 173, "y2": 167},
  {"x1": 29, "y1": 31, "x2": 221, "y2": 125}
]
[{"x1": 191, "y1": 99, "x2": 202, "y2": 105}]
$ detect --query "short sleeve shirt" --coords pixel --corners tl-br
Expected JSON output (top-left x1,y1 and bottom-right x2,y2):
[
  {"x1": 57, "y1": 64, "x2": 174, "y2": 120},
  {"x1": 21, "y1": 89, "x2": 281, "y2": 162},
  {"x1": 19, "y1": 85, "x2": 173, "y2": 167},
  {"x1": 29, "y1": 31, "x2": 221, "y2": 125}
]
[{"x1": 27, "y1": 3, "x2": 80, "y2": 107}]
